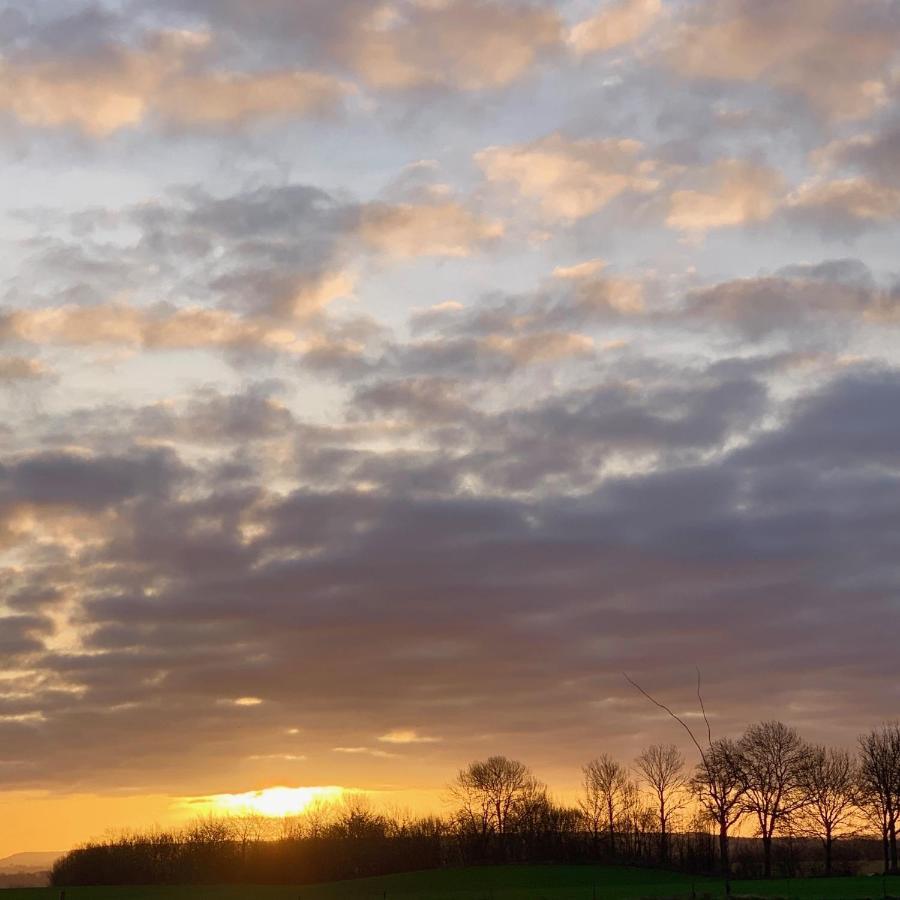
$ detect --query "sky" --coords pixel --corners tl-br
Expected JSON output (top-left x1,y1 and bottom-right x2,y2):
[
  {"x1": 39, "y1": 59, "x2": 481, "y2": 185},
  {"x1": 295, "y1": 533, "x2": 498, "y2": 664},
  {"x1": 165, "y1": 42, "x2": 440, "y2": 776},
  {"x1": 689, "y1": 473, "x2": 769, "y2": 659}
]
[{"x1": 1, "y1": 0, "x2": 900, "y2": 858}]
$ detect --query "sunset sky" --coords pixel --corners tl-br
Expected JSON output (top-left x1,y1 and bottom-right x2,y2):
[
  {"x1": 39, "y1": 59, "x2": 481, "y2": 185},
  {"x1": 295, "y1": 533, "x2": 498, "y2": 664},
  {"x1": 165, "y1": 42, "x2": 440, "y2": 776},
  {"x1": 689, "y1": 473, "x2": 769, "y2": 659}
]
[{"x1": 2, "y1": 0, "x2": 900, "y2": 859}]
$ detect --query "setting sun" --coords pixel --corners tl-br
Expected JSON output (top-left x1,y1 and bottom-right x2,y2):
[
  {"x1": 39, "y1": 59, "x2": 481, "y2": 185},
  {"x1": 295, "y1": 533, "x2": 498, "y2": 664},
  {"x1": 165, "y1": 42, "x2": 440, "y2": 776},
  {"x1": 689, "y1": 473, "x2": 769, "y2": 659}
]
[{"x1": 189, "y1": 786, "x2": 346, "y2": 819}]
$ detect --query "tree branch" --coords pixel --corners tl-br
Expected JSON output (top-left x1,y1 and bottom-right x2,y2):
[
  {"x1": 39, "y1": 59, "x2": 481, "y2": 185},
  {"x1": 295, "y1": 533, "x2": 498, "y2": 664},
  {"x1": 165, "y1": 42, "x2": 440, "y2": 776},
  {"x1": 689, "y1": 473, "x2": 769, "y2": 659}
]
[{"x1": 623, "y1": 672, "x2": 708, "y2": 764}]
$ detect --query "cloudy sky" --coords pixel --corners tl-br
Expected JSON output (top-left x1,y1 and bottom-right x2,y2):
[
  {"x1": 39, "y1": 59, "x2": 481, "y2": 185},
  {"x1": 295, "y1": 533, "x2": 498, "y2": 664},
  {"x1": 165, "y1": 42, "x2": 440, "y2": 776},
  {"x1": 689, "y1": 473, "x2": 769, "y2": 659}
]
[{"x1": 2, "y1": 0, "x2": 900, "y2": 856}]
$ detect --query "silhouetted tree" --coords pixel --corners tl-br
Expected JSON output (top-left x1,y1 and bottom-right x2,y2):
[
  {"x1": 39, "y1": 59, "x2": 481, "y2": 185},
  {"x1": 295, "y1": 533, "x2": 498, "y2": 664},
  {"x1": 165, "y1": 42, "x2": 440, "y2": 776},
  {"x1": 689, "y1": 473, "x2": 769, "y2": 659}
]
[
  {"x1": 625, "y1": 672, "x2": 743, "y2": 891},
  {"x1": 795, "y1": 745, "x2": 857, "y2": 875},
  {"x1": 692, "y1": 737, "x2": 745, "y2": 887},
  {"x1": 858, "y1": 724, "x2": 900, "y2": 874},
  {"x1": 738, "y1": 721, "x2": 808, "y2": 877},
  {"x1": 449, "y1": 755, "x2": 541, "y2": 837},
  {"x1": 636, "y1": 743, "x2": 687, "y2": 862},
  {"x1": 581, "y1": 754, "x2": 630, "y2": 855}
]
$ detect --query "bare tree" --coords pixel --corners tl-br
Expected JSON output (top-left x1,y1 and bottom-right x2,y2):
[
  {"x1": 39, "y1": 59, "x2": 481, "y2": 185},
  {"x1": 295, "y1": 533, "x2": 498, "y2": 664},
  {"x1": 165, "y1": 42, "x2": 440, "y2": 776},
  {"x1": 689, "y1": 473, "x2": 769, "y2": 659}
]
[
  {"x1": 336, "y1": 793, "x2": 388, "y2": 839},
  {"x1": 636, "y1": 743, "x2": 687, "y2": 862},
  {"x1": 620, "y1": 780, "x2": 655, "y2": 858},
  {"x1": 183, "y1": 814, "x2": 234, "y2": 845},
  {"x1": 230, "y1": 810, "x2": 272, "y2": 857},
  {"x1": 737, "y1": 721, "x2": 809, "y2": 878},
  {"x1": 581, "y1": 754, "x2": 631, "y2": 855},
  {"x1": 794, "y1": 745, "x2": 857, "y2": 875},
  {"x1": 449, "y1": 755, "x2": 538, "y2": 836},
  {"x1": 625, "y1": 672, "x2": 742, "y2": 892},
  {"x1": 858, "y1": 724, "x2": 900, "y2": 874},
  {"x1": 856, "y1": 776, "x2": 892, "y2": 876},
  {"x1": 691, "y1": 737, "x2": 746, "y2": 886}
]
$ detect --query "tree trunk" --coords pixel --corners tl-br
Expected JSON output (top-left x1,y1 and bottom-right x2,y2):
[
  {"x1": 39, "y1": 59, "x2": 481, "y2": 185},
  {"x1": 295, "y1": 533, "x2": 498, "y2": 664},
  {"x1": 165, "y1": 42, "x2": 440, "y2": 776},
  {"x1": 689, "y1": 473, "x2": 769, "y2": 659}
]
[
  {"x1": 660, "y1": 810, "x2": 668, "y2": 864},
  {"x1": 719, "y1": 822, "x2": 731, "y2": 895},
  {"x1": 607, "y1": 799, "x2": 616, "y2": 858},
  {"x1": 889, "y1": 815, "x2": 898, "y2": 875},
  {"x1": 762, "y1": 833, "x2": 772, "y2": 878},
  {"x1": 824, "y1": 835, "x2": 832, "y2": 877}
]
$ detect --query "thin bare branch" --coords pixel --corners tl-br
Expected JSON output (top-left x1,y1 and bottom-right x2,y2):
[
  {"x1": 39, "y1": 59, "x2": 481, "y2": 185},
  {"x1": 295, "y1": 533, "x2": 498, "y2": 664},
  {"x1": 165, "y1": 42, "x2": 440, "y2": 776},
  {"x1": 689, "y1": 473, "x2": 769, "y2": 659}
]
[
  {"x1": 697, "y1": 667, "x2": 713, "y2": 747},
  {"x1": 623, "y1": 672, "x2": 707, "y2": 763}
]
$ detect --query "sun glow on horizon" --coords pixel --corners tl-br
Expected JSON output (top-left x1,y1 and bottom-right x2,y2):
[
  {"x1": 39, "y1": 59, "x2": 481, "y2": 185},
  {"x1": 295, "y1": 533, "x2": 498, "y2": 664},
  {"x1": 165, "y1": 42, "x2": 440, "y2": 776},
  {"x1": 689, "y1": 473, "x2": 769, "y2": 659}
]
[{"x1": 186, "y1": 785, "x2": 346, "y2": 818}]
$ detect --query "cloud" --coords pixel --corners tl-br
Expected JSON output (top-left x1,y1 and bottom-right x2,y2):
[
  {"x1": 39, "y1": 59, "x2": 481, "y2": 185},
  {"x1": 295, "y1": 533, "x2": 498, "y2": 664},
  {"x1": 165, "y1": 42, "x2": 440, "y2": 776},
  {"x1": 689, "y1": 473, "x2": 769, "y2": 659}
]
[
  {"x1": 785, "y1": 177, "x2": 900, "y2": 234},
  {"x1": 476, "y1": 133, "x2": 660, "y2": 220},
  {"x1": 408, "y1": 265, "x2": 647, "y2": 349},
  {"x1": 3, "y1": 356, "x2": 900, "y2": 793},
  {"x1": 481, "y1": 331, "x2": 595, "y2": 365},
  {"x1": 2, "y1": 0, "x2": 900, "y2": 817},
  {"x1": 0, "y1": 303, "x2": 301, "y2": 353},
  {"x1": 0, "y1": 29, "x2": 347, "y2": 136},
  {"x1": 552, "y1": 259, "x2": 608, "y2": 281},
  {"x1": 569, "y1": 0, "x2": 662, "y2": 56},
  {"x1": 682, "y1": 259, "x2": 896, "y2": 339},
  {"x1": 153, "y1": 69, "x2": 349, "y2": 128},
  {"x1": 666, "y1": 159, "x2": 783, "y2": 233},
  {"x1": 358, "y1": 200, "x2": 503, "y2": 258},
  {"x1": 0, "y1": 448, "x2": 183, "y2": 511},
  {"x1": 332, "y1": 747, "x2": 397, "y2": 759},
  {"x1": 378, "y1": 729, "x2": 441, "y2": 744},
  {"x1": 0, "y1": 356, "x2": 50, "y2": 383},
  {"x1": 341, "y1": 0, "x2": 562, "y2": 91},
  {"x1": 664, "y1": 0, "x2": 900, "y2": 121},
  {"x1": 814, "y1": 127, "x2": 900, "y2": 188},
  {"x1": 733, "y1": 367, "x2": 900, "y2": 469},
  {"x1": 0, "y1": 615, "x2": 51, "y2": 660}
]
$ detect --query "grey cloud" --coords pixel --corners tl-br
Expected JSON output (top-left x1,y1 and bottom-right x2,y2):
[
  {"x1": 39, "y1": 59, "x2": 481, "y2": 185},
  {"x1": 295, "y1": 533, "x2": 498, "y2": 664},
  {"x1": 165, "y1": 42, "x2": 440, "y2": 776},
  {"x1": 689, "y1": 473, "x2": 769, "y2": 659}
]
[
  {"x1": 135, "y1": 384, "x2": 296, "y2": 445},
  {"x1": 681, "y1": 259, "x2": 896, "y2": 340},
  {"x1": 733, "y1": 367, "x2": 900, "y2": 470},
  {"x1": 0, "y1": 448, "x2": 183, "y2": 509},
  {"x1": 816, "y1": 122, "x2": 900, "y2": 189},
  {"x1": 0, "y1": 614, "x2": 51, "y2": 658},
  {"x1": 12, "y1": 368, "x2": 892, "y2": 788}
]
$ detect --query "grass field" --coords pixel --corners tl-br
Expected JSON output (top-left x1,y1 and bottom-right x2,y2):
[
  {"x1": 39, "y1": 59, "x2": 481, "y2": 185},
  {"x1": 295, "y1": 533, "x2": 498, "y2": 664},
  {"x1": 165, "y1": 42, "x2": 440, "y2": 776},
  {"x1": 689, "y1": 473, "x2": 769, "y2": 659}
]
[{"x1": 4, "y1": 866, "x2": 900, "y2": 900}]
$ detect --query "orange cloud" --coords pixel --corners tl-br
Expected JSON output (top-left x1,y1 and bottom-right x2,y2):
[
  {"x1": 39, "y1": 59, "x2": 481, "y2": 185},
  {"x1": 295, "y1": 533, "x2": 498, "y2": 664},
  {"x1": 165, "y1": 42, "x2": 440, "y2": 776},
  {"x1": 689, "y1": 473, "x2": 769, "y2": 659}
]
[
  {"x1": 786, "y1": 177, "x2": 900, "y2": 225},
  {"x1": 359, "y1": 200, "x2": 503, "y2": 258},
  {"x1": 0, "y1": 356, "x2": 50, "y2": 382},
  {"x1": 344, "y1": 0, "x2": 562, "y2": 91},
  {"x1": 0, "y1": 32, "x2": 347, "y2": 136},
  {"x1": 0, "y1": 304, "x2": 300, "y2": 352},
  {"x1": 665, "y1": 0, "x2": 897, "y2": 121},
  {"x1": 477, "y1": 134, "x2": 659, "y2": 220},
  {"x1": 483, "y1": 331, "x2": 595, "y2": 364},
  {"x1": 377, "y1": 729, "x2": 441, "y2": 744},
  {"x1": 569, "y1": 0, "x2": 662, "y2": 56},
  {"x1": 666, "y1": 159, "x2": 783, "y2": 233}
]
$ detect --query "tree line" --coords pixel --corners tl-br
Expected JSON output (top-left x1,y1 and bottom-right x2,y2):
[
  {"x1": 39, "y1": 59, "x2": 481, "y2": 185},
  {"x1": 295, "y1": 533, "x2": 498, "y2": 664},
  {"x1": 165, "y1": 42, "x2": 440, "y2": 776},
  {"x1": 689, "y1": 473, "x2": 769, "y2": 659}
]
[{"x1": 51, "y1": 721, "x2": 900, "y2": 887}]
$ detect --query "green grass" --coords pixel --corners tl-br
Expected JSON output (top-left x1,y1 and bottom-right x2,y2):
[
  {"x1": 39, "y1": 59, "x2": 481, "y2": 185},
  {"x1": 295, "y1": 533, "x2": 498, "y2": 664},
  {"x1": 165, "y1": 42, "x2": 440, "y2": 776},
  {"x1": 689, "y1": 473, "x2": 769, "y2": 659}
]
[{"x1": 5, "y1": 865, "x2": 900, "y2": 900}]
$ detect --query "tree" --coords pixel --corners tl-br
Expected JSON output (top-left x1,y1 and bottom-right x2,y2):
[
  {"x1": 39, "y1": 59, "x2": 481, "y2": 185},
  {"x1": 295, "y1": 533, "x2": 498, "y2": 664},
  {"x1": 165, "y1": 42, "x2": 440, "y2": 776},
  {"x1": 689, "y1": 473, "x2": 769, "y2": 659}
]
[
  {"x1": 858, "y1": 724, "x2": 900, "y2": 874},
  {"x1": 619, "y1": 780, "x2": 655, "y2": 859},
  {"x1": 691, "y1": 737, "x2": 745, "y2": 887},
  {"x1": 636, "y1": 743, "x2": 687, "y2": 862},
  {"x1": 737, "y1": 721, "x2": 809, "y2": 878},
  {"x1": 581, "y1": 754, "x2": 631, "y2": 855},
  {"x1": 449, "y1": 755, "x2": 539, "y2": 837},
  {"x1": 625, "y1": 671, "x2": 742, "y2": 891},
  {"x1": 794, "y1": 745, "x2": 857, "y2": 875}
]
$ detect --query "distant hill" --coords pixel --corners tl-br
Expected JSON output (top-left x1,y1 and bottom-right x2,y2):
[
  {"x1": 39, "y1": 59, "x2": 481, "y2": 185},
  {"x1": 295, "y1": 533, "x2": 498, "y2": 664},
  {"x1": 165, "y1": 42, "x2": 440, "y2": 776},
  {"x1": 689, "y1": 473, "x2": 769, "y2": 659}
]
[{"x1": 0, "y1": 850, "x2": 64, "y2": 873}]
